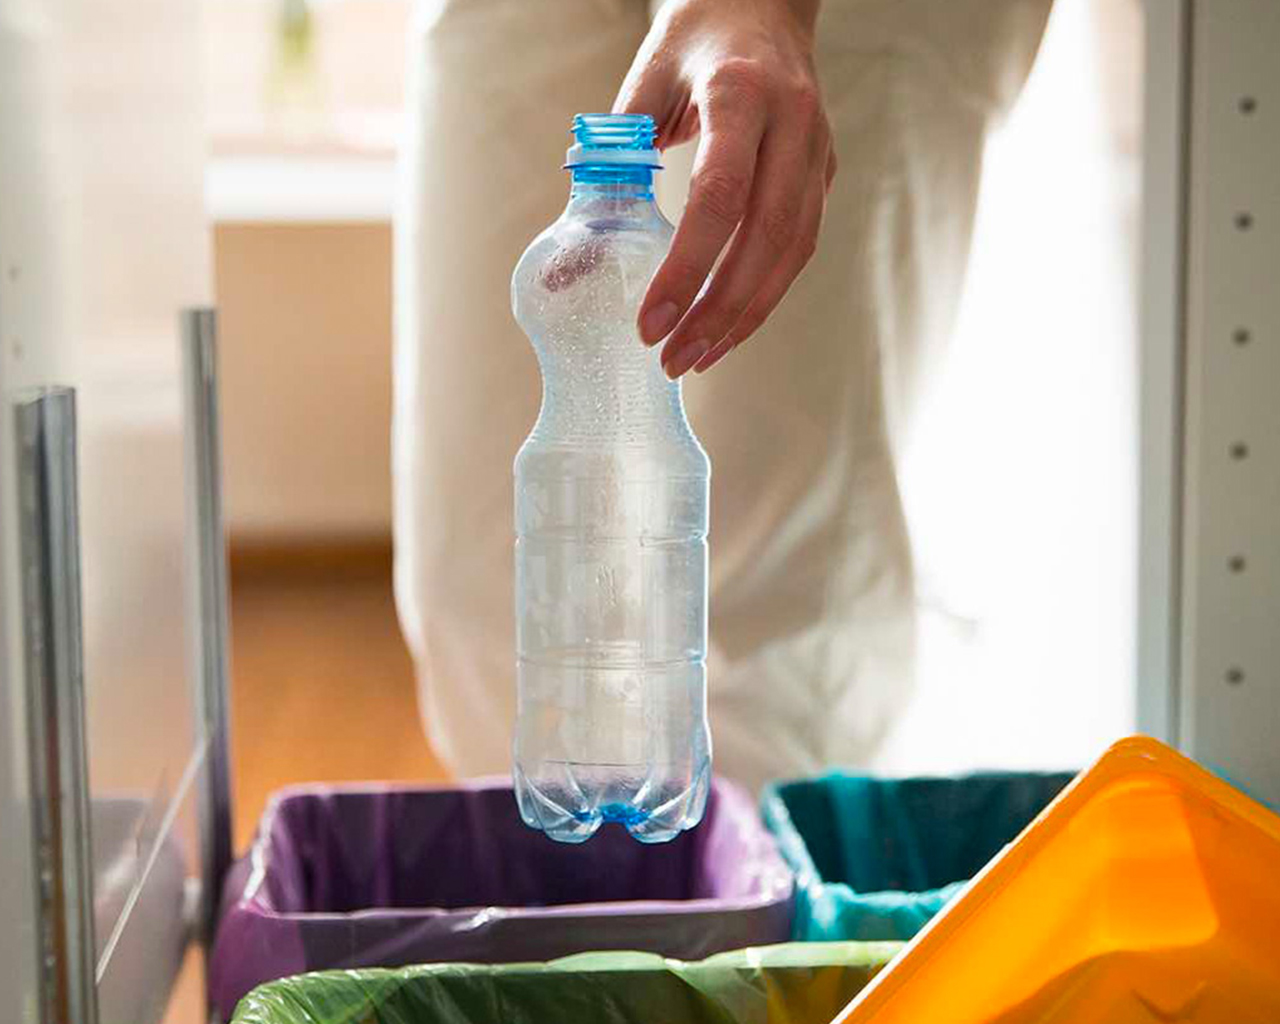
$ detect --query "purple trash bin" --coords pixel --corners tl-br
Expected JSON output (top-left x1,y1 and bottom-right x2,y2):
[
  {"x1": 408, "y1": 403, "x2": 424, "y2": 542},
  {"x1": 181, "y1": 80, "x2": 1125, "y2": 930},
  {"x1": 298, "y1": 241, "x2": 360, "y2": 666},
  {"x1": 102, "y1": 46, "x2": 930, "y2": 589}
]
[{"x1": 208, "y1": 777, "x2": 794, "y2": 1019}]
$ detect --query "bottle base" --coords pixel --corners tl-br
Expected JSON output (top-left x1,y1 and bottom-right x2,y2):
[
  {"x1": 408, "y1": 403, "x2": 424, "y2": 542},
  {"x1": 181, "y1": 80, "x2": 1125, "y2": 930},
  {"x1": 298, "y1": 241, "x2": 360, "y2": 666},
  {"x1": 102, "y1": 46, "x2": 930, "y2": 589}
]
[{"x1": 514, "y1": 761, "x2": 710, "y2": 844}]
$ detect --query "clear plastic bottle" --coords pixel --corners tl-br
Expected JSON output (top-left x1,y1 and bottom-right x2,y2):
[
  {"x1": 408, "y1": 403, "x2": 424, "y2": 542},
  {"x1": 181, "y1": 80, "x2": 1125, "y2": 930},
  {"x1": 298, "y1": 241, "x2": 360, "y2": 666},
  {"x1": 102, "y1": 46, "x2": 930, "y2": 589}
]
[{"x1": 511, "y1": 113, "x2": 711, "y2": 843}]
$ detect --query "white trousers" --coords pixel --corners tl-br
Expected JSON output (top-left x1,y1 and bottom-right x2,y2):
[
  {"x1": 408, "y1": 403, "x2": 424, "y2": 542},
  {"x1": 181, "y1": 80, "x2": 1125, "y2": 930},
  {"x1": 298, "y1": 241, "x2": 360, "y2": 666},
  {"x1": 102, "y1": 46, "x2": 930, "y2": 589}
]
[{"x1": 394, "y1": 0, "x2": 1050, "y2": 790}]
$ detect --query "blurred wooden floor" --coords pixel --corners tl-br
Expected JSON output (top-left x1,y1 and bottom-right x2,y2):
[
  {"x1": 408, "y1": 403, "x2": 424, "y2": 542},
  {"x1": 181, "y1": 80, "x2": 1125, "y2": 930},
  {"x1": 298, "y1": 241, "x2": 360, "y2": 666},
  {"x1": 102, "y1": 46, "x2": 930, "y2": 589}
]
[{"x1": 227, "y1": 557, "x2": 448, "y2": 848}]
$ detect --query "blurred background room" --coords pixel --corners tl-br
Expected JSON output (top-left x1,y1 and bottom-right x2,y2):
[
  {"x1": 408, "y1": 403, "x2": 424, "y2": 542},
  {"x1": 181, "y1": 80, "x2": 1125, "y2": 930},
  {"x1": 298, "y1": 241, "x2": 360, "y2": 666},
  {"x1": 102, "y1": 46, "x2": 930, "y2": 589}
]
[
  {"x1": 204, "y1": 0, "x2": 442, "y2": 849},
  {"x1": 25, "y1": 0, "x2": 1280, "y2": 1020},
  {"x1": 203, "y1": 0, "x2": 1142, "y2": 835}
]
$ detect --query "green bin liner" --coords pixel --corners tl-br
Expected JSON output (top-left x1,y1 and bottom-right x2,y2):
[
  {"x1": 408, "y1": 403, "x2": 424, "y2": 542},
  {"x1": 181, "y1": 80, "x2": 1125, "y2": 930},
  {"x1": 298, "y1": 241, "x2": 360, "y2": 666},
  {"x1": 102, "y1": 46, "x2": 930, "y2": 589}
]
[
  {"x1": 230, "y1": 942, "x2": 901, "y2": 1024},
  {"x1": 761, "y1": 770, "x2": 1076, "y2": 942}
]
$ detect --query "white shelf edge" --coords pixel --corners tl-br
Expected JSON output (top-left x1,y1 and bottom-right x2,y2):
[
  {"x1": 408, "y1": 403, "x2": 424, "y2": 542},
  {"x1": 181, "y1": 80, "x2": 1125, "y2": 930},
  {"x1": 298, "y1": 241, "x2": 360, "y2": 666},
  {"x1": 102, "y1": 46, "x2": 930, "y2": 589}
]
[{"x1": 204, "y1": 154, "x2": 397, "y2": 224}]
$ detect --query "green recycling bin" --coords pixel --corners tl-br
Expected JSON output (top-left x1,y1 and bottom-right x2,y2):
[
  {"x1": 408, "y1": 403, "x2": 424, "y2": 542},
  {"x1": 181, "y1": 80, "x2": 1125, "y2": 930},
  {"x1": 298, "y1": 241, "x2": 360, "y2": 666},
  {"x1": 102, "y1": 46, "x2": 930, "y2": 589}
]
[
  {"x1": 762, "y1": 769, "x2": 1076, "y2": 942},
  {"x1": 230, "y1": 942, "x2": 901, "y2": 1024}
]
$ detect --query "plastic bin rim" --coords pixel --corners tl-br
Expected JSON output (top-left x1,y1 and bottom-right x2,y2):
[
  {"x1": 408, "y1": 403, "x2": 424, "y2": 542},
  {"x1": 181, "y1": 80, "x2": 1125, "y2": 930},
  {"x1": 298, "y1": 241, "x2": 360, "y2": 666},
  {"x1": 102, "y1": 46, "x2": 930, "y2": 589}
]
[
  {"x1": 229, "y1": 891, "x2": 794, "y2": 924},
  {"x1": 790, "y1": 877, "x2": 966, "y2": 905},
  {"x1": 238, "y1": 777, "x2": 795, "y2": 921},
  {"x1": 229, "y1": 941, "x2": 908, "y2": 1024},
  {"x1": 763, "y1": 766, "x2": 1080, "y2": 792},
  {"x1": 248, "y1": 939, "x2": 907, "y2": 983},
  {"x1": 760, "y1": 767, "x2": 1077, "y2": 899},
  {"x1": 833, "y1": 735, "x2": 1280, "y2": 1022}
]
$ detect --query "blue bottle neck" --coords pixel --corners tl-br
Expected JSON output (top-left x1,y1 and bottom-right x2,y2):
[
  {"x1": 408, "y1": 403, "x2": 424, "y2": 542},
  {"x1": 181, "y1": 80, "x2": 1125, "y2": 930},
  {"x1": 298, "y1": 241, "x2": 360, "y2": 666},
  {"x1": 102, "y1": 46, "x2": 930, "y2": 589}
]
[{"x1": 569, "y1": 165, "x2": 655, "y2": 201}]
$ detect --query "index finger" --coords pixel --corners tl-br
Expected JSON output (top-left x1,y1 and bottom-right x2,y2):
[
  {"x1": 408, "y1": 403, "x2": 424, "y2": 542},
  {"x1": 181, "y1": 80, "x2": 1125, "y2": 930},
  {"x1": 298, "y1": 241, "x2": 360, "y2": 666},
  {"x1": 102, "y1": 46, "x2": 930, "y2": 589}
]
[{"x1": 638, "y1": 98, "x2": 766, "y2": 345}]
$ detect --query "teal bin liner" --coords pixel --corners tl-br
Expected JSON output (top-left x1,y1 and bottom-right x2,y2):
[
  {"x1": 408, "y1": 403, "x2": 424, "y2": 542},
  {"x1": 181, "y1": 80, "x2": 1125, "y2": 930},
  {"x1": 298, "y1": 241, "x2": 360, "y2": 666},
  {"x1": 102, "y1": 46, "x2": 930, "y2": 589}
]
[
  {"x1": 761, "y1": 770, "x2": 1076, "y2": 941},
  {"x1": 230, "y1": 942, "x2": 902, "y2": 1024}
]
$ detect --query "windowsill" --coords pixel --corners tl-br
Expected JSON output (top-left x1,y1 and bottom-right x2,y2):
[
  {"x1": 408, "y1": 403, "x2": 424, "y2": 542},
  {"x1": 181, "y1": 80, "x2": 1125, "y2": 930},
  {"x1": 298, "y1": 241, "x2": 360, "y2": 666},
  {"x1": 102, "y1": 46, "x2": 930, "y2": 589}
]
[{"x1": 205, "y1": 150, "x2": 397, "y2": 224}]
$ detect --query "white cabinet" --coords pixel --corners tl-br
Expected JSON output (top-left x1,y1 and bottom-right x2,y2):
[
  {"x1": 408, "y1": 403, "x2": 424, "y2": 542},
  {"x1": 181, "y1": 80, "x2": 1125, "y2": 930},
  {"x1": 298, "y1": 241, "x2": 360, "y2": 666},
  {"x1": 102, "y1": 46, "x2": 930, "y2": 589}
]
[{"x1": 1139, "y1": 0, "x2": 1280, "y2": 807}]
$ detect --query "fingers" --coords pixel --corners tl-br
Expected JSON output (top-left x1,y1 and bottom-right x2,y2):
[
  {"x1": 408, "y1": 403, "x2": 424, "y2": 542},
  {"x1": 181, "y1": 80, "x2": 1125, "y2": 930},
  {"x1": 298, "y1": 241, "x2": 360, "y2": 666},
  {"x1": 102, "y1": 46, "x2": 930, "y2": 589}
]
[
  {"x1": 695, "y1": 148, "x2": 827, "y2": 375},
  {"x1": 663, "y1": 82, "x2": 831, "y2": 378},
  {"x1": 658, "y1": 107, "x2": 813, "y2": 377},
  {"x1": 690, "y1": 171, "x2": 826, "y2": 375},
  {"x1": 652, "y1": 63, "x2": 834, "y2": 377},
  {"x1": 636, "y1": 62, "x2": 769, "y2": 346}
]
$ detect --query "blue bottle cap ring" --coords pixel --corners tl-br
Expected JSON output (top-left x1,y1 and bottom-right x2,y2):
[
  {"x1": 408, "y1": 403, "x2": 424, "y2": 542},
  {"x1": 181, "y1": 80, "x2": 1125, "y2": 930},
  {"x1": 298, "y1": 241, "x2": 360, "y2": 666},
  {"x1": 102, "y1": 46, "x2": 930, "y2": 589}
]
[{"x1": 565, "y1": 144, "x2": 663, "y2": 169}]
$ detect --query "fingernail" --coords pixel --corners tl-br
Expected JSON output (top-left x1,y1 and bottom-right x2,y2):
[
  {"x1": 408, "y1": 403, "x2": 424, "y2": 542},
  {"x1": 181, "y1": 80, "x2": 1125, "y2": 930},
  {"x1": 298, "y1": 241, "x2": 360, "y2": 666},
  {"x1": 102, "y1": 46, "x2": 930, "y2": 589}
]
[
  {"x1": 640, "y1": 301, "x2": 679, "y2": 345},
  {"x1": 665, "y1": 339, "x2": 709, "y2": 379}
]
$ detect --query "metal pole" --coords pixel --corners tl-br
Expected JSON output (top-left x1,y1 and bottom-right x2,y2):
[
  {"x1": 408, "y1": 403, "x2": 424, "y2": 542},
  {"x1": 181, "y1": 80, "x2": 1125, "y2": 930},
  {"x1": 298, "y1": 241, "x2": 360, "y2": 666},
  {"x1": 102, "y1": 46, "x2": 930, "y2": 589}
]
[
  {"x1": 180, "y1": 308, "x2": 234, "y2": 956},
  {"x1": 15, "y1": 387, "x2": 99, "y2": 1024},
  {"x1": 1136, "y1": 0, "x2": 1192, "y2": 748}
]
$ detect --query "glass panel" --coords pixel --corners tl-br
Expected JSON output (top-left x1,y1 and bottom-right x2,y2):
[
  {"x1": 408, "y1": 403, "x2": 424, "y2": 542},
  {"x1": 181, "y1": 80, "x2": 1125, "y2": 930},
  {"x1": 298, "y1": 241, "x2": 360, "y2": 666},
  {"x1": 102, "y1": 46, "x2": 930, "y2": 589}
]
[{"x1": 0, "y1": 0, "x2": 211, "y2": 983}]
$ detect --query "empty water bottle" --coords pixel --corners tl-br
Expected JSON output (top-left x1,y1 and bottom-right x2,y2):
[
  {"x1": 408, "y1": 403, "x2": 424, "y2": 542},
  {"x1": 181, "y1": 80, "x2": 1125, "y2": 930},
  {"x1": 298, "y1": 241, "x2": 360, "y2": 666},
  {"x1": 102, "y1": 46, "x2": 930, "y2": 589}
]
[{"x1": 511, "y1": 113, "x2": 711, "y2": 843}]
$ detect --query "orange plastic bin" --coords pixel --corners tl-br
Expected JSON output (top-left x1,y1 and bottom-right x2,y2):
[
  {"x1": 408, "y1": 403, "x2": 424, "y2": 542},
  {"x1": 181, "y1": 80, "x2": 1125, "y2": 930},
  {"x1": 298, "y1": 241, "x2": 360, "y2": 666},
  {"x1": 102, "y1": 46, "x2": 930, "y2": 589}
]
[{"x1": 836, "y1": 736, "x2": 1280, "y2": 1023}]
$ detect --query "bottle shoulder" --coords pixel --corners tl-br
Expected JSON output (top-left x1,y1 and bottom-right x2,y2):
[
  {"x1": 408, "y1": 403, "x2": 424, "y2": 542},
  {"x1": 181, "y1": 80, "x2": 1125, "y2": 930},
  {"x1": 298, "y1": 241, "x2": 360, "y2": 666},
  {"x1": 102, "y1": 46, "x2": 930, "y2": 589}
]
[
  {"x1": 513, "y1": 211, "x2": 673, "y2": 280},
  {"x1": 511, "y1": 206, "x2": 673, "y2": 332}
]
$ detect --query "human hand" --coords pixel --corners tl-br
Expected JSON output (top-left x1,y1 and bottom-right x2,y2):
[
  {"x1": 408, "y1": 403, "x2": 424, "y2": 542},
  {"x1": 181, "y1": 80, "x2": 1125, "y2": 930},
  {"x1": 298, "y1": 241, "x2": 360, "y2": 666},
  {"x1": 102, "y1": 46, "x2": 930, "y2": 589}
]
[{"x1": 615, "y1": 0, "x2": 835, "y2": 377}]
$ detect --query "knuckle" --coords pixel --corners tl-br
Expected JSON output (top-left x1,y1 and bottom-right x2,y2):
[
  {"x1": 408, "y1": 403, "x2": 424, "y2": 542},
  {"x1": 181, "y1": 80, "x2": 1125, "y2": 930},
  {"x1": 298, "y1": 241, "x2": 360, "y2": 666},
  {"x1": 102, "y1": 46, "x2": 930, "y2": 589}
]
[
  {"x1": 707, "y1": 58, "x2": 770, "y2": 106},
  {"x1": 692, "y1": 167, "x2": 751, "y2": 226},
  {"x1": 761, "y1": 204, "x2": 800, "y2": 252},
  {"x1": 660, "y1": 0, "x2": 695, "y2": 35},
  {"x1": 790, "y1": 82, "x2": 823, "y2": 123}
]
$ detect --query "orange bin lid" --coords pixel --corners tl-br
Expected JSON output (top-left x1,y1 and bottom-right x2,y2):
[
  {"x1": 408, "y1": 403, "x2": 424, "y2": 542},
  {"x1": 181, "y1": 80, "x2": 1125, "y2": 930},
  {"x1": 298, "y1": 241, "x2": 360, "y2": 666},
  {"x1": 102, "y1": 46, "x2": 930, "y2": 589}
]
[{"x1": 835, "y1": 736, "x2": 1280, "y2": 1024}]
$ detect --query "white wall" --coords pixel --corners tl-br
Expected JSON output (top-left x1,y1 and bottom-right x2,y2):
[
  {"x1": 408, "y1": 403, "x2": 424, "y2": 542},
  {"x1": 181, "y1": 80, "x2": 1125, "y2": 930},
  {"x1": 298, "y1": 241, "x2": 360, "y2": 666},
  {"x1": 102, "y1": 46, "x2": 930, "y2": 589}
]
[
  {"x1": 205, "y1": 0, "x2": 409, "y2": 542},
  {"x1": 216, "y1": 223, "x2": 394, "y2": 540}
]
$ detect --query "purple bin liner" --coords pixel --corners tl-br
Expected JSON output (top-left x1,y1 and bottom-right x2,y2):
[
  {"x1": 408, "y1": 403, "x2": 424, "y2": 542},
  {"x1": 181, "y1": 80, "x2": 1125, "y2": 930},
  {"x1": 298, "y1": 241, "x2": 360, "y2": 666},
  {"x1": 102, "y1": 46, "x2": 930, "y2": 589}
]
[{"x1": 208, "y1": 777, "x2": 794, "y2": 1020}]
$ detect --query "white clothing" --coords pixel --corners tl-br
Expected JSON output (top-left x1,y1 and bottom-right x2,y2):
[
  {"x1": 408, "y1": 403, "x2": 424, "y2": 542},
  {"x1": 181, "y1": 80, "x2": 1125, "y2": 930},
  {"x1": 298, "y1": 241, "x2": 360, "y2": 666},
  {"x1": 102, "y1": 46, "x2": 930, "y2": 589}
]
[{"x1": 394, "y1": 0, "x2": 1050, "y2": 790}]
